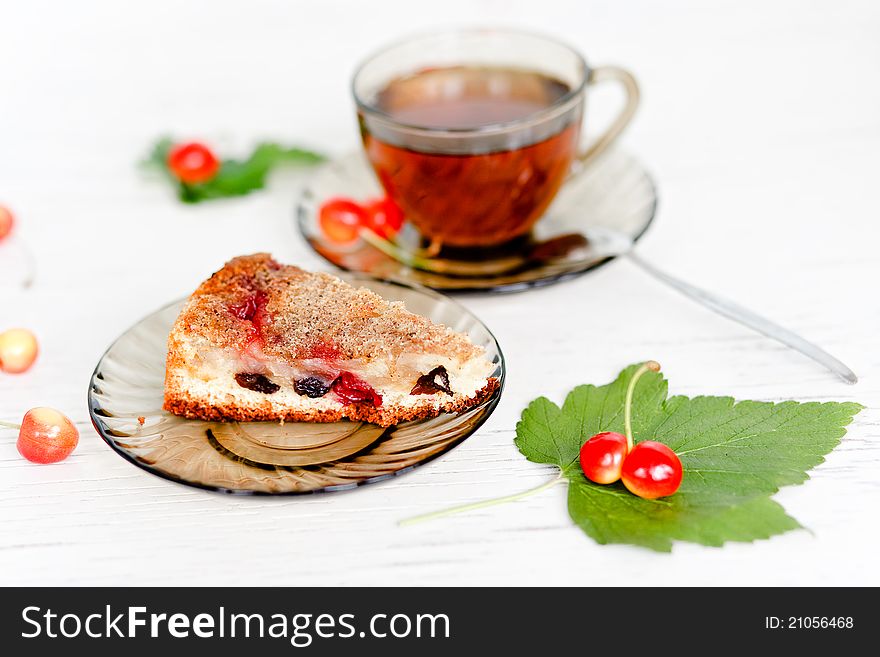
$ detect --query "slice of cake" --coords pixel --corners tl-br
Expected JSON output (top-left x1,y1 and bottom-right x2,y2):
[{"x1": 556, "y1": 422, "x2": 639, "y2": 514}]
[{"x1": 163, "y1": 254, "x2": 499, "y2": 426}]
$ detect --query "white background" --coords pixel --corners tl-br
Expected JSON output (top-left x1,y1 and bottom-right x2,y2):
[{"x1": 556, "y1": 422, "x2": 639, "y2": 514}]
[{"x1": 1, "y1": 0, "x2": 878, "y2": 585}]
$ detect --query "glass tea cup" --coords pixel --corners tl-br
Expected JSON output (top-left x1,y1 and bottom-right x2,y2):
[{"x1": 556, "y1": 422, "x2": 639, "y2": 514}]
[{"x1": 352, "y1": 29, "x2": 639, "y2": 249}]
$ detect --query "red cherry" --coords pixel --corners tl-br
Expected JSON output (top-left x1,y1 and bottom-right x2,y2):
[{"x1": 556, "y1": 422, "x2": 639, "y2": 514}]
[
  {"x1": 579, "y1": 431, "x2": 628, "y2": 484},
  {"x1": 16, "y1": 407, "x2": 79, "y2": 464},
  {"x1": 167, "y1": 142, "x2": 221, "y2": 184},
  {"x1": 319, "y1": 198, "x2": 368, "y2": 244},
  {"x1": 621, "y1": 440, "x2": 683, "y2": 499},
  {"x1": 0, "y1": 205, "x2": 13, "y2": 241},
  {"x1": 363, "y1": 196, "x2": 404, "y2": 239}
]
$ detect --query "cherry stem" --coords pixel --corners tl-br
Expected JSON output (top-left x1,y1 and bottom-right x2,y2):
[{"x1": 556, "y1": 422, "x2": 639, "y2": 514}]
[
  {"x1": 624, "y1": 360, "x2": 661, "y2": 452},
  {"x1": 399, "y1": 473, "x2": 563, "y2": 527},
  {"x1": 0, "y1": 420, "x2": 22, "y2": 430}
]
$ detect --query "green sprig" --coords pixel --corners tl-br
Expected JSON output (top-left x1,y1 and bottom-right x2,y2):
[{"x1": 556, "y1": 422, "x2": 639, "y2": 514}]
[{"x1": 142, "y1": 137, "x2": 324, "y2": 203}]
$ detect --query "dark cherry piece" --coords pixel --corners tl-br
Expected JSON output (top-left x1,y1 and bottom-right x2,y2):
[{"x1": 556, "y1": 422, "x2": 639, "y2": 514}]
[
  {"x1": 294, "y1": 376, "x2": 331, "y2": 398},
  {"x1": 411, "y1": 366, "x2": 453, "y2": 395},
  {"x1": 234, "y1": 372, "x2": 280, "y2": 394}
]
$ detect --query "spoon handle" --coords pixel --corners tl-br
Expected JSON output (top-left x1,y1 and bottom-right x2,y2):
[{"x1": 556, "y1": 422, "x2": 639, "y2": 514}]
[{"x1": 626, "y1": 252, "x2": 858, "y2": 384}]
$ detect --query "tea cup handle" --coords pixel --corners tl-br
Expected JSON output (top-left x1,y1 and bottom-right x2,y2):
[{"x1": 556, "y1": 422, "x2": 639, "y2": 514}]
[{"x1": 577, "y1": 66, "x2": 640, "y2": 166}]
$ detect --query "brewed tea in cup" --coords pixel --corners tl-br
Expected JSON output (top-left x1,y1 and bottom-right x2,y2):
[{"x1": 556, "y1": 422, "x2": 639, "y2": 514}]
[{"x1": 353, "y1": 30, "x2": 639, "y2": 248}]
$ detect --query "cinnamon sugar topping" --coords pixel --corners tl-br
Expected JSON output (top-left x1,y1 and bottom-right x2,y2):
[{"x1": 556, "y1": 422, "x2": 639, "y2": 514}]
[{"x1": 178, "y1": 253, "x2": 485, "y2": 363}]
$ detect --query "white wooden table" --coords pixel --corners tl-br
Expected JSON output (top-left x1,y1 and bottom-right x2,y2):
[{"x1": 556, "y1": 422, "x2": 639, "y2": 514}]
[{"x1": 1, "y1": 0, "x2": 878, "y2": 586}]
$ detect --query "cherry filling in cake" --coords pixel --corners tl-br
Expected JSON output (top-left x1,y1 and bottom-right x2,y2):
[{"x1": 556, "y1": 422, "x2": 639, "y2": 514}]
[
  {"x1": 228, "y1": 290, "x2": 269, "y2": 350},
  {"x1": 164, "y1": 254, "x2": 500, "y2": 426},
  {"x1": 228, "y1": 296, "x2": 385, "y2": 407},
  {"x1": 234, "y1": 368, "x2": 385, "y2": 407},
  {"x1": 330, "y1": 371, "x2": 383, "y2": 406},
  {"x1": 293, "y1": 376, "x2": 332, "y2": 398},
  {"x1": 411, "y1": 366, "x2": 453, "y2": 395},
  {"x1": 232, "y1": 365, "x2": 457, "y2": 406},
  {"x1": 229, "y1": 291, "x2": 265, "y2": 322},
  {"x1": 234, "y1": 372, "x2": 280, "y2": 394}
]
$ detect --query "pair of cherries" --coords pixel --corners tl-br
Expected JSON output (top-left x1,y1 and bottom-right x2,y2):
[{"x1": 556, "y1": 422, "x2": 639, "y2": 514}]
[
  {"x1": 579, "y1": 361, "x2": 683, "y2": 499},
  {"x1": 319, "y1": 196, "x2": 404, "y2": 244}
]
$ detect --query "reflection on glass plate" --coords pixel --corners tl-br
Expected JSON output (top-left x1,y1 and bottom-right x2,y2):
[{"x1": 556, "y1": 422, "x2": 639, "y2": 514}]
[
  {"x1": 297, "y1": 149, "x2": 657, "y2": 292},
  {"x1": 88, "y1": 276, "x2": 504, "y2": 495}
]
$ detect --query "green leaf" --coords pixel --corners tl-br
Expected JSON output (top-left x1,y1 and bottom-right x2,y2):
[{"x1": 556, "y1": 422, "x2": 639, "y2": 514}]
[
  {"x1": 567, "y1": 481, "x2": 801, "y2": 552},
  {"x1": 514, "y1": 397, "x2": 582, "y2": 473},
  {"x1": 141, "y1": 136, "x2": 174, "y2": 170},
  {"x1": 514, "y1": 363, "x2": 863, "y2": 551},
  {"x1": 561, "y1": 364, "x2": 668, "y2": 443},
  {"x1": 141, "y1": 138, "x2": 325, "y2": 203}
]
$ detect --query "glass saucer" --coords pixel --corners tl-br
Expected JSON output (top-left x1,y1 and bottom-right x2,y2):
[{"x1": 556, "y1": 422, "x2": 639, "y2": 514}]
[
  {"x1": 88, "y1": 276, "x2": 504, "y2": 495},
  {"x1": 296, "y1": 148, "x2": 657, "y2": 292}
]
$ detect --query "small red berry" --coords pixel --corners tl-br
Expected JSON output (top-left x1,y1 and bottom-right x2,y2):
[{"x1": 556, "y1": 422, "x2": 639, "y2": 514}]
[
  {"x1": 363, "y1": 196, "x2": 404, "y2": 239},
  {"x1": 167, "y1": 142, "x2": 221, "y2": 184},
  {"x1": 621, "y1": 440, "x2": 683, "y2": 499},
  {"x1": 16, "y1": 407, "x2": 79, "y2": 464},
  {"x1": 319, "y1": 197, "x2": 368, "y2": 244},
  {"x1": 0, "y1": 205, "x2": 13, "y2": 242},
  {"x1": 0, "y1": 328, "x2": 39, "y2": 374},
  {"x1": 579, "y1": 431, "x2": 628, "y2": 484}
]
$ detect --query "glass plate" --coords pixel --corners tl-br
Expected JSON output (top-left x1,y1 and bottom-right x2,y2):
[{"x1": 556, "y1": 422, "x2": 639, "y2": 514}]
[
  {"x1": 88, "y1": 275, "x2": 505, "y2": 495},
  {"x1": 296, "y1": 148, "x2": 657, "y2": 292}
]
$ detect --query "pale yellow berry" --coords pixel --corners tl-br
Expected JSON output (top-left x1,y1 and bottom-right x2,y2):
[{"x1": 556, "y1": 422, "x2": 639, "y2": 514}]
[
  {"x1": 0, "y1": 328, "x2": 39, "y2": 373},
  {"x1": 18, "y1": 407, "x2": 79, "y2": 463}
]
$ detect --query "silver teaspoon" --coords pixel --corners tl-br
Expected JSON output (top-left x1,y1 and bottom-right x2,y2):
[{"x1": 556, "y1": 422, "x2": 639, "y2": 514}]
[{"x1": 580, "y1": 226, "x2": 858, "y2": 385}]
